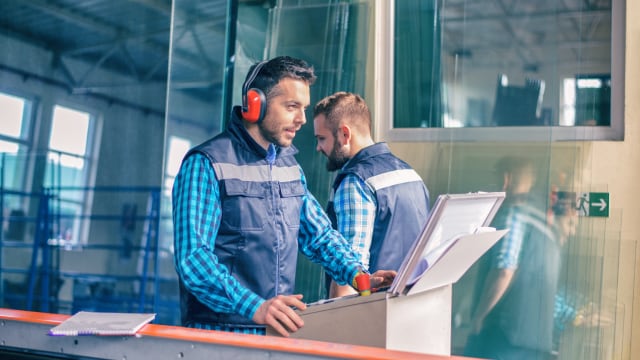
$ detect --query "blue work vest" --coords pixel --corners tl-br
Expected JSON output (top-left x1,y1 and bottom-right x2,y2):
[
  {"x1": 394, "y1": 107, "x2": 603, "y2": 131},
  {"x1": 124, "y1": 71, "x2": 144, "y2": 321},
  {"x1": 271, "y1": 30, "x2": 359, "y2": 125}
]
[
  {"x1": 180, "y1": 109, "x2": 304, "y2": 328},
  {"x1": 491, "y1": 201, "x2": 562, "y2": 352},
  {"x1": 327, "y1": 143, "x2": 430, "y2": 273}
]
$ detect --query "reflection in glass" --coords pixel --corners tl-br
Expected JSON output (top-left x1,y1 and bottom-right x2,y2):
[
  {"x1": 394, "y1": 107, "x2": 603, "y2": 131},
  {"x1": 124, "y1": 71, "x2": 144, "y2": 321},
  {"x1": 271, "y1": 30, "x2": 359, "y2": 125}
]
[
  {"x1": 260, "y1": 1, "x2": 371, "y2": 302},
  {"x1": 163, "y1": 136, "x2": 192, "y2": 196},
  {"x1": 394, "y1": 0, "x2": 613, "y2": 129}
]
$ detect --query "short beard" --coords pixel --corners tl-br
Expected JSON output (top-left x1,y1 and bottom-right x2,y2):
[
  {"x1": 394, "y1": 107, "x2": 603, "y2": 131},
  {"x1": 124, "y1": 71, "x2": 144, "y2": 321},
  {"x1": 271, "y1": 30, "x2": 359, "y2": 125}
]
[
  {"x1": 326, "y1": 144, "x2": 349, "y2": 172},
  {"x1": 258, "y1": 119, "x2": 288, "y2": 148}
]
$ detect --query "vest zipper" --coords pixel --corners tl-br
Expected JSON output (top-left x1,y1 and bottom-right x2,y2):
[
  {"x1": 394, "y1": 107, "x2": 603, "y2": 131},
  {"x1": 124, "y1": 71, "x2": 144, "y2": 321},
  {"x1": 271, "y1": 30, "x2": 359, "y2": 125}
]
[{"x1": 270, "y1": 160, "x2": 280, "y2": 296}]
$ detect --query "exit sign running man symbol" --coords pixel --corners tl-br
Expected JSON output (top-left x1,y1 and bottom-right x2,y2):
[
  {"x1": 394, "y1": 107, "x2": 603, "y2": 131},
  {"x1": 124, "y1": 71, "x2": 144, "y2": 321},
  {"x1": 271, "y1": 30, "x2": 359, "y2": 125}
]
[{"x1": 576, "y1": 192, "x2": 609, "y2": 217}]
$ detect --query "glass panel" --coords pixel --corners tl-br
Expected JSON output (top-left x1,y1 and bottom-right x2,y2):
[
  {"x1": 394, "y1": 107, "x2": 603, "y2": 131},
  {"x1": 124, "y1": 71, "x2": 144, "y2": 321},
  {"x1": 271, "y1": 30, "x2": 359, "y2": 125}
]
[
  {"x1": 163, "y1": 0, "x2": 232, "y2": 325},
  {"x1": 419, "y1": 143, "x2": 618, "y2": 359},
  {"x1": 165, "y1": 136, "x2": 191, "y2": 178},
  {"x1": 261, "y1": 0, "x2": 371, "y2": 302},
  {"x1": 165, "y1": 0, "x2": 229, "y2": 143},
  {"x1": 377, "y1": 4, "x2": 621, "y2": 355},
  {"x1": 1, "y1": 0, "x2": 171, "y2": 317},
  {"x1": 394, "y1": 0, "x2": 441, "y2": 128},
  {"x1": 390, "y1": 0, "x2": 621, "y2": 141},
  {"x1": 0, "y1": 149, "x2": 29, "y2": 201},
  {"x1": 44, "y1": 152, "x2": 88, "y2": 192},
  {"x1": 163, "y1": 136, "x2": 191, "y2": 198}
]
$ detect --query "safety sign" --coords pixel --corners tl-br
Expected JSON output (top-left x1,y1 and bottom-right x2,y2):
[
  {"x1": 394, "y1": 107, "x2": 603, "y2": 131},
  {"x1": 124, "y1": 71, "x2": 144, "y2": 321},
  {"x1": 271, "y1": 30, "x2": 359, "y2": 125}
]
[{"x1": 576, "y1": 192, "x2": 609, "y2": 217}]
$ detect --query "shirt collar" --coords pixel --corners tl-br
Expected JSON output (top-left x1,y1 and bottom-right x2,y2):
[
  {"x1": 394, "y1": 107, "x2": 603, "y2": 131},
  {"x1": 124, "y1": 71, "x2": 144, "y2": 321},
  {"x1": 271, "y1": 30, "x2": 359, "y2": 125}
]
[{"x1": 266, "y1": 143, "x2": 277, "y2": 164}]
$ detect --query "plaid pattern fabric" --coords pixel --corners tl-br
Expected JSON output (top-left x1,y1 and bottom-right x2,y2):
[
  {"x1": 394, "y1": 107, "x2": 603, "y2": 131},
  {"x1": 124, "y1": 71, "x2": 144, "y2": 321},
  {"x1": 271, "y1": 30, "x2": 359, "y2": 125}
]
[
  {"x1": 172, "y1": 153, "x2": 263, "y2": 321},
  {"x1": 173, "y1": 153, "x2": 361, "y2": 331},
  {"x1": 491, "y1": 201, "x2": 576, "y2": 331},
  {"x1": 333, "y1": 174, "x2": 376, "y2": 269},
  {"x1": 494, "y1": 208, "x2": 525, "y2": 270},
  {"x1": 494, "y1": 203, "x2": 553, "y2": 269}
]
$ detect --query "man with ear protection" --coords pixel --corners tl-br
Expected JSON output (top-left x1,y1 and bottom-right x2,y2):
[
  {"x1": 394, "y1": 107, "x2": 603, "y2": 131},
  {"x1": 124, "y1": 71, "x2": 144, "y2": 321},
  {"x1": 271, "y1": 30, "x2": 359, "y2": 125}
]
[
  {"x1": 172, "y1": 57, "x2": 396, "y2": 337},
  {"x1": 313, "y1": 92, "x2": 431, "y2": 298}
]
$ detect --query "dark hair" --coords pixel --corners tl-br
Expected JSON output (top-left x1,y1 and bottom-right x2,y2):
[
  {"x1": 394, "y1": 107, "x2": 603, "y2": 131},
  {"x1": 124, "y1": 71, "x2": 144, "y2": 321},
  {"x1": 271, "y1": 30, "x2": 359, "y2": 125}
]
[
  {"x1": 495, "y1": 156, "x2": 534, "y2": 177},
  {"x1": 244, "y1": 56, "x2": 317, "y2": 102},
  {"x1": 494, "y1": 155, "x2": 536, "y2": 194},
  {"x1": 313, "y1": 92, "x2": 371, "y2": 135}
]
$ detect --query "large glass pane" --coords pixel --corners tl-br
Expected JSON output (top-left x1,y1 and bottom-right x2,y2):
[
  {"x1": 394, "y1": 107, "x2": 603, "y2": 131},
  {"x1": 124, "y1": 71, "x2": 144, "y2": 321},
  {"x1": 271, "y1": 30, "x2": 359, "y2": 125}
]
[
  {"x1": 261, "y1": 0, "x2": 371, "y2": 302},
  {"x1": 390, "y1": 0, "x2": 621, "y2": 141},
  {"x1": 163, "y1": 0, "x2": 231, "y2": 325},
  {"x1": 1, "y1": 1, "x2": 171, "y2": 318},
  {"x1": 384, "y1": 1, "x2": 621, "y2": 358},
  {"x1": 394, "y1": 0, "x2": 441, "y2": 128}
]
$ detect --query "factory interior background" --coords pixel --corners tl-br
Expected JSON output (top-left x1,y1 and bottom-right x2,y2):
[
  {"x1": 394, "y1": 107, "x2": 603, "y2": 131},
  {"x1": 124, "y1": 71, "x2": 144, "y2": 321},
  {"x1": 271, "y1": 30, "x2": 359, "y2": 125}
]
[{"x1": 1, "y1": 0, "x2": 638, "y2": 358}]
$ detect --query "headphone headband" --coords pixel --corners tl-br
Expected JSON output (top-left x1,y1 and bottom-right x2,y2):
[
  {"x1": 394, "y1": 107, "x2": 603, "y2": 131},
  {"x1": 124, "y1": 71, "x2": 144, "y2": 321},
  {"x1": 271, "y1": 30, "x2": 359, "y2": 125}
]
[{"x1": 242, "y1": 60, "x2": 268, "y2": 112}]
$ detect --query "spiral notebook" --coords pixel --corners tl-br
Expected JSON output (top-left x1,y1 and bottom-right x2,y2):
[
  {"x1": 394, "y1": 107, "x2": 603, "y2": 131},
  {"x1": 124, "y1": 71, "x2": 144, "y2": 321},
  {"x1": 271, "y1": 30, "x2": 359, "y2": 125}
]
[{"x1": 48, "y1": 311, "x2": 156, "y2": 336}]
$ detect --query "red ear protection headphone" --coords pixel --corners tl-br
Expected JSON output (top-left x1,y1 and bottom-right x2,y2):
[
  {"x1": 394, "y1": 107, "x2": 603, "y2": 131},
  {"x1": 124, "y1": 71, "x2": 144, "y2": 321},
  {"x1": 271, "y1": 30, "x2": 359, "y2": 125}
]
[{"x1": 241, "y1": 60, "x2": 268, "y2": 123}]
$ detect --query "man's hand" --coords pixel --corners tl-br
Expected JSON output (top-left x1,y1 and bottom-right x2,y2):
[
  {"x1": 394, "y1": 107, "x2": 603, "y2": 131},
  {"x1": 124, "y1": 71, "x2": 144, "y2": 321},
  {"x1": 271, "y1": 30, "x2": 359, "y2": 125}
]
[
  {"x1": 369, "y1": 269, "x2": 397, "y2": 290},
  {"x1": 252, "y1": 294, "x2": 307, "y2": 337}
]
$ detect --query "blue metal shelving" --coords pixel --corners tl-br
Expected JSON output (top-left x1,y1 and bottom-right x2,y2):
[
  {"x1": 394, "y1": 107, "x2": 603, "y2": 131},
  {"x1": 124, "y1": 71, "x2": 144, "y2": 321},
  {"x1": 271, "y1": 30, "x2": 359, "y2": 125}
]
[{"x1": 1, "y1": 154, "x2": 179, "y2": 325}]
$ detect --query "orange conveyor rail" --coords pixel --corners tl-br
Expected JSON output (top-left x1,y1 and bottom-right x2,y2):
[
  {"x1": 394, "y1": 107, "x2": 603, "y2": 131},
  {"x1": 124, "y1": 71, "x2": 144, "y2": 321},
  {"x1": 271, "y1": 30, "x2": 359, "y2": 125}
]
[{"x1": 0, "y1": 308, "x2": 481, "y2": 360}]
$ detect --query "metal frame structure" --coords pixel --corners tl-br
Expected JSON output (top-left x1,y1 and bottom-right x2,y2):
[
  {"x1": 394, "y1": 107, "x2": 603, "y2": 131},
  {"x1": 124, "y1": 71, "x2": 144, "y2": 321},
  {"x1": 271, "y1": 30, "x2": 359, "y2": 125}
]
[{"x1": 0, "y1": 164, "x2": 177, "y2": 323}]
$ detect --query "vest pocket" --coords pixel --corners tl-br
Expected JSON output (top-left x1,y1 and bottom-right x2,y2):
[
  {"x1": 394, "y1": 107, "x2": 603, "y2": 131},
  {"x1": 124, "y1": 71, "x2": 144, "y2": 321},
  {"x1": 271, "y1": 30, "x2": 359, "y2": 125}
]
[
  {"x1": 279, "y1": 181, "x2": 304, "y2": 228},
  {"x1": 220, "y1": 180, "x2": 266, "y2": 231}
]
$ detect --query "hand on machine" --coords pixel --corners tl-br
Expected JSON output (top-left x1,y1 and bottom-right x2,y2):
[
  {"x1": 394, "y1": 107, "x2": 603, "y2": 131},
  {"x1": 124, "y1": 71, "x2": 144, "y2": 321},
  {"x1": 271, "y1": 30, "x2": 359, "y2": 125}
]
[{"x1": 354, "y1": 270, "x2": 397, "y2": 296}]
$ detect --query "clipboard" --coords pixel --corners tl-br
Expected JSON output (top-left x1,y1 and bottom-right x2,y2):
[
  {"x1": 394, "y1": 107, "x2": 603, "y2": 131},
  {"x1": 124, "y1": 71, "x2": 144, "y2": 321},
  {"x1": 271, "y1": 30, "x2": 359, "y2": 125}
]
[{"x1": 389, "y1": 192, "x2": 506, "y2": 296}]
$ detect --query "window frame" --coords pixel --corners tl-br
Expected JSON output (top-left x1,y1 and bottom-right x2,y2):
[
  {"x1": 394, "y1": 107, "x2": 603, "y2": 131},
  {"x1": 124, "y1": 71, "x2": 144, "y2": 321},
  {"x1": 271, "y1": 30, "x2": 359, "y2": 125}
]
[
  {"x1": 0, "y1": 89, "x2": 36, "y2": 148},
  {"x1": 0, "y1": 89, "x2": 38, "y2": 190},
  {"x1": 45, "y1": 103, "x2": 99, "y2": 188},
  {"x1": 45, "y1": 102, "x2": 101, "y2": 246},
  {"x1": 373, "y1": 0, "x2": 625, "y2": 143}
]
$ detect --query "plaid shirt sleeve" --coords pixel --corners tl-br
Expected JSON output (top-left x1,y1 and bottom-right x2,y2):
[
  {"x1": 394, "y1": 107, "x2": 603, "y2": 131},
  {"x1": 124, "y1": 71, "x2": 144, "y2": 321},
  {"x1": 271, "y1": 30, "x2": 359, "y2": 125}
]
[
  {"x1": 332, "y1": 174, "x2": 377, "y2": 269},
  {"x1": 297, "y1": 169, "x2": 364, "y2": 286},
  {"x1": 494, "y1": 207, "x2": 524, "y2": 269},
  {"x1": 553, "y1": 293, "x2": 577, "y2": 332},
  {"x1": 172, "y1": 153, "x2": 264, "y2": 321}
]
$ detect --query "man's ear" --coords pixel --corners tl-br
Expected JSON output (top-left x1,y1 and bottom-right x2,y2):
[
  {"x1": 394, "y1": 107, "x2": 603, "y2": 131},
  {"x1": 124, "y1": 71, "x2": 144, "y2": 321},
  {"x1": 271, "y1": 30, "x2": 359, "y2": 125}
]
[
  {"x1": 339, "y1": 124, "x2": 352, "y2": 145},
  {"x1": 502, "y1": 173, "x2": 511, "y2": 191}
]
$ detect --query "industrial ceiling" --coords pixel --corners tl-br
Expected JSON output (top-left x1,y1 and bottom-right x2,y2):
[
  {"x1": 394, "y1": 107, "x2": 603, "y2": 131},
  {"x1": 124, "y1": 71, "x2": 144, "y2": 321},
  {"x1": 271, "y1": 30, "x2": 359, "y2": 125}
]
[{"x1": 0, "y1": 0, "x2": 613, "y2": 116}]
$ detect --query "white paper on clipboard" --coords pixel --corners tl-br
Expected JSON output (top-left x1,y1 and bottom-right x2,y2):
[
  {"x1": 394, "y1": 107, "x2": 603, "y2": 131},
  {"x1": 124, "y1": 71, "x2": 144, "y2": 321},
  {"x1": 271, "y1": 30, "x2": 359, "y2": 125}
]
[{"x1": 389, "y1": 192, "x2": 506, "y2": 296}]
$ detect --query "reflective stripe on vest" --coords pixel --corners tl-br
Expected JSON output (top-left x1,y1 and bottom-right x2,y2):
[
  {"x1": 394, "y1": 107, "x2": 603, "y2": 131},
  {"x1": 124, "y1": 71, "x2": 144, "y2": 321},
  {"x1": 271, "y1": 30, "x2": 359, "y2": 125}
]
[
  {"x1": 212, "y1": 162, "x2": 300, "y2": 182},
  {"x1": 365, "y1": 168, "x2": 424, "y2": 191}
]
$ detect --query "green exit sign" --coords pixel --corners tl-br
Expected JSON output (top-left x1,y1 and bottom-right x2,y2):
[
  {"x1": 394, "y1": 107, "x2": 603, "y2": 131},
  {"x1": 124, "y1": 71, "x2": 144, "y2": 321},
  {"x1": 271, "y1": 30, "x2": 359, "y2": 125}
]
[{"x1": 576, "y1": 192, "x2": 610, "y2": 217}]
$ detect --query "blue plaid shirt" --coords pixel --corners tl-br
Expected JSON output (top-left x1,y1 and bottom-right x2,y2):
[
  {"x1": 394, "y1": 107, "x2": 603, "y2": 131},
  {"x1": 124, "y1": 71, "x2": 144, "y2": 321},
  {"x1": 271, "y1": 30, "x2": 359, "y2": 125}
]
[
  {"x1": 172, "y1": 152, "x2": 362, "y2": 334},
  {"x1": 333, "y1": 174, "x2": 377, "y2": 269},
  {"x1": 493, "y1": 202, "x2": 576, "y2": 331}
]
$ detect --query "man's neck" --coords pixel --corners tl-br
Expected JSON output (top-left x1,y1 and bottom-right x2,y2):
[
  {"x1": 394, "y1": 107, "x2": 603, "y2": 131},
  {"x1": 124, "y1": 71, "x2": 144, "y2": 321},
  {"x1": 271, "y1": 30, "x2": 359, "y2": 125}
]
[
  {"x1": 245, "y1": 122, "x2": 271, "y2": 150},
  {"x1": 350, "y1": 137, "x2": 375, "y2": 157}
]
